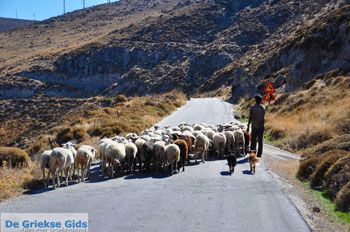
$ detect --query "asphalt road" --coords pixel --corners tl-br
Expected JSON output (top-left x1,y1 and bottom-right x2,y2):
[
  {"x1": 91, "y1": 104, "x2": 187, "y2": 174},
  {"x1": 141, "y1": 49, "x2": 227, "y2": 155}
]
[{"x1": 0, "y1": 98, "x2": 309, "y2": 232}]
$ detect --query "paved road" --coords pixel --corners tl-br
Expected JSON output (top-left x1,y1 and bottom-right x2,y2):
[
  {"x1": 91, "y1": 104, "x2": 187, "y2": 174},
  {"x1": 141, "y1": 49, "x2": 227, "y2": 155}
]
[{"x1": 0, "y1": 98, "x2": 309, "y2": 232}]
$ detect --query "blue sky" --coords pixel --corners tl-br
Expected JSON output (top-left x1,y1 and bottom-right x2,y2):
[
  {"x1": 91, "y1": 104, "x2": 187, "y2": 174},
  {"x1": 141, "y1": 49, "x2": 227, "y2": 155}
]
[{"x1": 0, "y1": 0, "x2": 118, "y2": 21}]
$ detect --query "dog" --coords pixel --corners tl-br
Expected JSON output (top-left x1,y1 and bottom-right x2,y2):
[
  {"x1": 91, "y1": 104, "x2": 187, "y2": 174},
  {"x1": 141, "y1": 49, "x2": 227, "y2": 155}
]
[
  {"x1": 226, "y1": 150, "x2": 237, "y2": 175},
  {"x1": 249, "y1": 150, "x2": 258, "y2": 173}
]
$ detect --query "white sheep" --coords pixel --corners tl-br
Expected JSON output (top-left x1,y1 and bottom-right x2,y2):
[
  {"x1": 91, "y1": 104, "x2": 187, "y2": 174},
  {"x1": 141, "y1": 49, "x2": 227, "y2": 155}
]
[
  {"x1": 99, "y1": 138, "x2": 113, "y2": 176},
  {"x1": 205, "y1": 129, "x2": 215, "y2": 140},
  {"x1": 180, "y1": 125, "x2": 194, "y2": 133},
  {"x1": 105, "y1": 141, "x2": 126, "y2": 178},
  {"x1": 40, "y1": 150, "x2": 52, "y2": 187},
  {"x1": 194, "y1": 134, "x2": 210, "y2": 163},
  {"x1": 153, "y1": 141, "x2": 167, "y2": 173},
  {"x1": 75, "y1": 145, "x2": 96, "y2": 183},
  {"x1": 233, "y1": 129, "x2": 246, "y2": 156},
  {"x1": 213, "y1": 133, "x2": 226, "y2": 157},
  {"x1": 50, "y1": 144, "x2": 76, "y2": 189},
  {"x1": 165, "y1": 144, "x2": 180, "y2": 175},
  {"x1": 224, "y1": 131, "x2": 235, "y2": 154},
  {"x1": 134, "y1": 138, "x2": 146, "y2": 171},
  {"x1": 125, "y1": 142, "x2": 138, "y2": 172}
]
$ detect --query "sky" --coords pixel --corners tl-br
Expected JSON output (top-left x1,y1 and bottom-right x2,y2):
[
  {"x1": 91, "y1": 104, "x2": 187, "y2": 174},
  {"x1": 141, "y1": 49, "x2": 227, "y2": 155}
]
[{"x1": 0, "y1": 0, "x2": 118, "y2": 21}]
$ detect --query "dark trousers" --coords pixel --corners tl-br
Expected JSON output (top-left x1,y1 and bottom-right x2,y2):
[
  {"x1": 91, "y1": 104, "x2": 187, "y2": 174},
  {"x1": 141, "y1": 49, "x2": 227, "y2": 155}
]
[{"x1": 250, "y1": 128, "x2": 264, "y2": 157}]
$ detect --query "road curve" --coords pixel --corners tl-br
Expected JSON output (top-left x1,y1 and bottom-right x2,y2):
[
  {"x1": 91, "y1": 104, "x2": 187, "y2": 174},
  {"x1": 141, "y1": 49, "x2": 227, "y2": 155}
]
[{"x1": 0, "y1": 98, "x2": 309, "y2": 232}]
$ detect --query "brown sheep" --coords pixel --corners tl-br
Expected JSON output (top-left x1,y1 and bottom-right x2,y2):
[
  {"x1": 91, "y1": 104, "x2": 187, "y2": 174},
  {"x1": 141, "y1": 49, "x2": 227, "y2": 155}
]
[{"x1": 174, "y1": 139, "x2": 188, "y2": 172}]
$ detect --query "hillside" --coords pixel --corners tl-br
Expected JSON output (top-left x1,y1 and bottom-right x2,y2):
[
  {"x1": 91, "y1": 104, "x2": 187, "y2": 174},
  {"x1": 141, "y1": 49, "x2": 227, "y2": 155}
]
[
  {"x1": 0, "y1": 17, "x2": 35, "y2": 32},
  {"x1": 0, "y1": 0, "x2": 345, "y2": 99}
]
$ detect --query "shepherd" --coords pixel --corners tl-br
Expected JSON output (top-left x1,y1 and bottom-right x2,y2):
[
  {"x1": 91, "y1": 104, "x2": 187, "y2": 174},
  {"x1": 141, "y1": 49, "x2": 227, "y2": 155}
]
[{"x1": 247, "y1": 94, "x2": 266, "y2": 158}]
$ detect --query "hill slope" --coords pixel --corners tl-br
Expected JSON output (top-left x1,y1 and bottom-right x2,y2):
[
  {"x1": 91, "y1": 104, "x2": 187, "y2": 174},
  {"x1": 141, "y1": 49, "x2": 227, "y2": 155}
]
[
  {"x1": 0, "y1": 0, "x2": 345, "y2": 99},
  {"x1": 0, "y1": 17, "x2": 35, "y2": 32}
]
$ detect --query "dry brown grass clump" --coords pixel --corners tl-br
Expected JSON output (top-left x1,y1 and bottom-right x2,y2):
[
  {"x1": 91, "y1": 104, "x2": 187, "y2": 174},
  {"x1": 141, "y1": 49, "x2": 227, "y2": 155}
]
[
  {"x1": 0, "y1": 147, "x2": 31, "y2": 168},
  {"x1": 297, "y1": 156, "x2": 320, "y2": 180},
  {"x1": 324, "y1": 155, "x2": 350, "y2": 198},
  {"x1": 0, "y1": 162, "x2": 41, "y2": 203},
  {"x1": 335, "y1": 182, "x2": 350, "y2": 212},
  {"x1": 56, "y1": 127, "x2": 87, "y2": 145},
  {"x1": 309, "y1": 150, "x2": 347, "y2": 188}
]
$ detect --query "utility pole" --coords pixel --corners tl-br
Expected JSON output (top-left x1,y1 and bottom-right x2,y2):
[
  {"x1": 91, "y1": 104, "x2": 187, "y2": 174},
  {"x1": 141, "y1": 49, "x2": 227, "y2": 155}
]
[
  {"x1": 33, "y1": 13, "x2": 36, "y2": 20},
  {"x1": 63, "y1": 0, "x2": 66, "y2": 14},
  {"x1": 82, "y1": 0, "x2": 86, "y2": 9},
  {"x1": 16, "y1": 10, "x2": 18, "y2": 19}
]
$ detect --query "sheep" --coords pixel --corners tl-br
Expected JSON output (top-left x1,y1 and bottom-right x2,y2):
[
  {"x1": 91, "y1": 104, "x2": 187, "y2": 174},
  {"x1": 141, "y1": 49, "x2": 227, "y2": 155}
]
[
  {"x1": 165, "y1": 144, "x2": 180, "y2": 175},
  {"x1": 75, "y1": 145, "x2": 96, "y2": 183},
  {"x1": 105, "y1": 141, "x2": 126, "y2": 178},
  {"x1": 224, "y1": 131, "x2": 235, "y2": 154},
  {"x1": 142, "y1": 141, "x2": 156, "y2": 172},
  {"x1": 205, "y1": 129, "x2": 215, "y2": 141},
  {"x1": 125, "y1": 133, "x2": 139, "y2": 142},
  {"x1": 125, "y1": 142, "x2": 138, "y2": 173},
  {"x1": 173, "y1": 133, "x2": 195, "y2": 155},
  {"x1": 174, "y1": 139, "x2": 188, "y2": 172},
  {"x1": 192, "y1": 130, "x2": 203, "y2": 138},
  {"x1": 99, "y1": 138, "x2": 113, "y2": 176},
  {"x1": 193, "y1": 124, "x2": 205, "y2": 131},
  {"x1": 233, "y1": 129, "x2": 246, "y2": 157},
  {"x1": 213, "y1": 133, "x2": 226, "y2": 157},
  {"x1": 153, "y1": 141, "x2": 167, "y2": 173},
  {"x1": 180, "y1": 125, "x2": 194, "y2": 133},
  {"x1": 50, "y1": 144, "x2": 76, "y2": 189},
  {"x1": 135, "y1": 138, "x2": 146, "y2": 171},
  {"x1": 194, "y1": 134, "x2": 210, "y2": 163},
  {"x1": 40, "y1": 150, "x2": 52, "y2": 187}
]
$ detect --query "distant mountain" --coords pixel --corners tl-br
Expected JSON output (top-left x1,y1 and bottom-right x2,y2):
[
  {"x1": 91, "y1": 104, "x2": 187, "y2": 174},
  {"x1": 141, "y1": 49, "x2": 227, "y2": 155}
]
[
  {"x1": 0, "y1": 17, "x2": 36, "y2": 32},
  {"x1": 0, "y1": 0, "x2": 348, "y2": 99}
]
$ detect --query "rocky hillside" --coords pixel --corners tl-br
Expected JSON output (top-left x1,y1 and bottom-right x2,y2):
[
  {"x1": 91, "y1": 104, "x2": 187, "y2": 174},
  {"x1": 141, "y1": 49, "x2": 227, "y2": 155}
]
[
  {"x1": 0, "y1": 17, "x2": 35, "y2": 32},
  {"x1": 0, "y1": 0, "x2": 347, "y2": 99},
  {"x1": 205, "y1": 1, "x2": 350, "y2": 100}
]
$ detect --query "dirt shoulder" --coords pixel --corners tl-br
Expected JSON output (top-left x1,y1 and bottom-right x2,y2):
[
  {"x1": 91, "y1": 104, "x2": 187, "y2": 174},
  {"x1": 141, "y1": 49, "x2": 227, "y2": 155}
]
[{"x1": 264, "y1": 151, "x2": 349, "y2": 232}]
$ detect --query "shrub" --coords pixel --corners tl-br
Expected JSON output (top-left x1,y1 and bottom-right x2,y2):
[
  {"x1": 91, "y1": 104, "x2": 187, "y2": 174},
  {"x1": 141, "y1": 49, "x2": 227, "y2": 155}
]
[
  {"x1": 324, "y1": 154, "x2": 350, "y2": 198},
  {"x1": 297, "y1": 156, "x2": 320, "y2": 180},
  {"x1": 56, "y1": 127, "x2": 86, "y2": 145},
  {"x1": 335, "y1": 182, "x2": 350, "y2": 212},
  {"x1": 310, "y1": 150, "x2": 346, "y2": 188},
  {"x1": 0, "y1": 147, "x2": 31, "y2": 168},
  {"x1": 292, "y1": 130, "x2": 333, "y2": 150},
  {"x1": 335, "y1": 119, "x2": 350, "y2": 135},
  {"x1": 268, "y1": 127, "x2": 286, "y2": 140},
  {"x1": 311, "y1": 134, "x2": 350, "y2": 155},
  {"x1": 114, "y1": 95, "x2": 128, "y2": 103},
  {"x1": 88, "y1": 127, "x2": 104, "y2": 137}
]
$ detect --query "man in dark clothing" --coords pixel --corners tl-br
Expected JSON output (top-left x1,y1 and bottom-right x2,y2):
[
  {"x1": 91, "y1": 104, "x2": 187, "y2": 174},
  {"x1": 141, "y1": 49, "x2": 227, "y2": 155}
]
[{"x1": 247, "y1": 94, "x2": 266, "y2": 158}]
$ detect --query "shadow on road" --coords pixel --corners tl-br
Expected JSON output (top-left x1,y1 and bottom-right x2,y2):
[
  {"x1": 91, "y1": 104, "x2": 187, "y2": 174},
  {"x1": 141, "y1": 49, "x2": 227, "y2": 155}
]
[
  {"x1": 242, "y1": 170, "x2": 254, "y2": 175},
  {"x1": 220, "y1": 171, "x2": 231, "y2": 176},
  {"x1": 237, "y1": 157, "x2": 249, "y2": 164}
]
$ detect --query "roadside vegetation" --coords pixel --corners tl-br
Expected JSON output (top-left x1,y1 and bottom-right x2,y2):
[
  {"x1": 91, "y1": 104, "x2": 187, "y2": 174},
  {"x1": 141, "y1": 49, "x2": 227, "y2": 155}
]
[
  {"x1": 238, "y1": 75, "x2": 350, "y2": 216},
  {"x1": 0, "y1": 92, "x2": 185, "y2": 203}
]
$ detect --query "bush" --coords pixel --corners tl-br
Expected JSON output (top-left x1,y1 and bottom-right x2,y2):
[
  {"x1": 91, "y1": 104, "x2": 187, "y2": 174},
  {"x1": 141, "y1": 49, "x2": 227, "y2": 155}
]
[
  {"x1": 292, "y1": 130, "x2": 333, "y2": 150},
  {"x1": 335, "y1": 182, "x2": 350, "y2": 212},
  {"x1": 56, "y1": 127, "x2": 86, "y2": 145},
  {"x1": 335, "y1": 119, "x2": 350, "y2": 135},
  {"x1": 311, "y1": 134, "x2": 350, "y2": 155},
  {"x1": 310, "y1": 150, "x2": 346, "y2": 188},
  {"x1": 268, "y1": 127, "x2": 286, "y2": 140},
  {"x1": 324, "y1": 154, "x2": 350, "y2": 198},
  {"x1": 0, "y1": 147, "x2": 30, "y2": 168},
  {"x1": 114, "y1": 95, "x2": 128, "y2": 103},
  {"x1": 298, "y1": 156, "x2": 320, "y2": 180}
]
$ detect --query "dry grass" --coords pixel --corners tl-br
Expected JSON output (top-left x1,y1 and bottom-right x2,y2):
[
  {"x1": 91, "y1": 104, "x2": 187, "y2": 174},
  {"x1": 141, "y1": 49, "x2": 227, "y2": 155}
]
[
  {"x1": 0, "y1": 147, "x2": 31, "y2": 168},
  {"x1": 0, "y1": 162, "x2": 41, "y2": 202}
]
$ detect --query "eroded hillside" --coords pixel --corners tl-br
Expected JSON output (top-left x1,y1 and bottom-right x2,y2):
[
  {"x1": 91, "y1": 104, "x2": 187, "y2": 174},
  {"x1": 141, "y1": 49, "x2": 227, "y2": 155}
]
[{"x1": 0, "y1": 0, "x2": 344, "y2": 99}]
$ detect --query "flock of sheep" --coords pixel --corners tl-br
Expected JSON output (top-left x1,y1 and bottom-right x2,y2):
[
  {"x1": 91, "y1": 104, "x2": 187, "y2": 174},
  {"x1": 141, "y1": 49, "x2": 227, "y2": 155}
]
[{"x1": 40, "y1": 121, "x2": 249, "y2": 189}]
